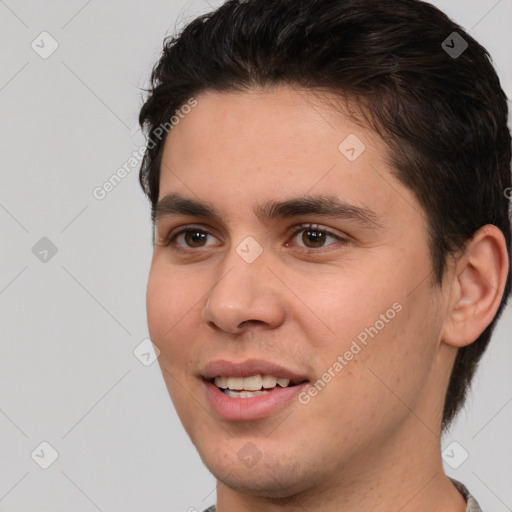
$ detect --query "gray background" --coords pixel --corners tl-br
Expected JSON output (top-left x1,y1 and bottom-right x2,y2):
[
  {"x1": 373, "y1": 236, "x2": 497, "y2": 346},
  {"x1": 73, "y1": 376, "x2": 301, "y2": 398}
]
[{"x1": 0, "y1": 0, "x2": 511, "y2": 510}]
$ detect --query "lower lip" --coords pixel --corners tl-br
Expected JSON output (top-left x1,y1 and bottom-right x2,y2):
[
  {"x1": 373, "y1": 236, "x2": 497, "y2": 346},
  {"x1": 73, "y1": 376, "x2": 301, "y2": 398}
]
[{"x1": 202, "y1": 379, "x2": 309, "y2": 421}]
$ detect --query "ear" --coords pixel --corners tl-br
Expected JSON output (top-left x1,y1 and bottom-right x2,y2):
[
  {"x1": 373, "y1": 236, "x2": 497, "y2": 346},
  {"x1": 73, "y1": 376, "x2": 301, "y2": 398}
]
[{"x1": 441, "y1": 224, "x2": 509, "y2": 348}]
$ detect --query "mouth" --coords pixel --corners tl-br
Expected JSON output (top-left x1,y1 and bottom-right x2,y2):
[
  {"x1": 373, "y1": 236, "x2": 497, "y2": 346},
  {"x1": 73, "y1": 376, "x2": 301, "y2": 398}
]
[
  {"x1": 209, "y1": 374, "x2": 308, "y2": 398},
  {"x1": 200, "y1": 358, "x2": 311, "y2": 419}
]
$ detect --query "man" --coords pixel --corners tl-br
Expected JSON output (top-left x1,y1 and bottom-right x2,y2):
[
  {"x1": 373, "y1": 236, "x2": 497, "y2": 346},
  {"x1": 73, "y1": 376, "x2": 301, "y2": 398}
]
[{"x1": 137, "y1": 0, "x2": 511, "y2": 510}]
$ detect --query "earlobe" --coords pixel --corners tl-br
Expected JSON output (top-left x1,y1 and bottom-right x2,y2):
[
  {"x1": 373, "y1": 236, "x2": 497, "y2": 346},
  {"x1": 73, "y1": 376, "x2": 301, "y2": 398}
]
[{"x1": 442, "y1": 224, "x2": 509, "y2": 348}]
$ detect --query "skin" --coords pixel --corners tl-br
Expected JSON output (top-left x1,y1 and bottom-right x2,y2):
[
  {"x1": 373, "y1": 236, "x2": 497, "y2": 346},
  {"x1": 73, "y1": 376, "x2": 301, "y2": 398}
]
[{"x1": 146, "y1": 84, "x2": 508, "y2": 512}]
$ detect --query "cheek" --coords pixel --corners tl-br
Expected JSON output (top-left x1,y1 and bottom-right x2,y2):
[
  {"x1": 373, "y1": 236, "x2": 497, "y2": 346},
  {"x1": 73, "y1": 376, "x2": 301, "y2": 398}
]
[
  {"x1": 306, "y1": 309, "x2": 437, "y2": 447},
  {"x1": 297, "y1": 269, "x2": 399, "y2": 347},
  {"x1": 347, "y1": 292, "x2": 440, "y2": 414},
  {"x1": 310, "y1": 267, "x2": 438, "y2": 404},
  {"x1": 146, "y1": 265, "x2": 196, "y2": 407},
  {"x1": 146, "y1": 262, "x2": 190, "y2": 348}
]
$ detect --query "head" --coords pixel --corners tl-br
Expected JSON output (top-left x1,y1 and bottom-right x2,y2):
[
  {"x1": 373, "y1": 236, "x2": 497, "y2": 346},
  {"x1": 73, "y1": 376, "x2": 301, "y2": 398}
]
[{"x1": 138, "y1": 0, "x2": 511, "y2": 499}]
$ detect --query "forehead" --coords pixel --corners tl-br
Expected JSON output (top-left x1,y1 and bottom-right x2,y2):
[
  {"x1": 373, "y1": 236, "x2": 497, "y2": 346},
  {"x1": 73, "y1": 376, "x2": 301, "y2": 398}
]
[
  {"x1": 162, "y1": 86, "x2": 380, "y2": 164},
  {"x1": 157, "y1": 85, "x2": 419, "y2": 227}
]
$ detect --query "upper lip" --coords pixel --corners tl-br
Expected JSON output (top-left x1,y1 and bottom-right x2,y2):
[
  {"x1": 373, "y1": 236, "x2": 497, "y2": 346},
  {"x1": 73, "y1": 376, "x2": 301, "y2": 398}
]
[{"x1": 200, "y1": 359, "x2": 310, "y2": 383}]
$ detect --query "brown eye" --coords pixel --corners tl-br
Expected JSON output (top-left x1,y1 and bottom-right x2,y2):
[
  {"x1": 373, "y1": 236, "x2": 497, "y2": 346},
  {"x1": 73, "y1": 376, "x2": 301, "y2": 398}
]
[
  {"x1": 301, "y1": 227, "x2": 327, "y2": 248},
  {"x1": 182, "y1": 230, "x2": 209, "y2": 247},
  {"x1": 162, "y1": 225, "x2": 220, "y2": 250},
  {"x1": 288, "y1": 223, "x2": 343, "y2": 250}
]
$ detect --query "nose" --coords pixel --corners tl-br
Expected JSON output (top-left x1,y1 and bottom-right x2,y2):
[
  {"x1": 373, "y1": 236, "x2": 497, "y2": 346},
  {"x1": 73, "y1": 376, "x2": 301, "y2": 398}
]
[{"x1": 201, "y1": 247, "x2": 286, "y2": 335}]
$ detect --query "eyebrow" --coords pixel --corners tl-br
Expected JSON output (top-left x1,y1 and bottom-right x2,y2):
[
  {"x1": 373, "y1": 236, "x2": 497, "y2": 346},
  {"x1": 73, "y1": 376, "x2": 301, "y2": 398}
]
[{"x1": 154, "y1": 192, "x2": 383, "y2": 230}]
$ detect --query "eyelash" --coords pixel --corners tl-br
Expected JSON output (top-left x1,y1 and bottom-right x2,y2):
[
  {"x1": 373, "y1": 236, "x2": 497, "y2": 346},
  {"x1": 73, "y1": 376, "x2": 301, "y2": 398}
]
[{"x1": 159, "y1": 223, "x2": 347, "y2": 253}]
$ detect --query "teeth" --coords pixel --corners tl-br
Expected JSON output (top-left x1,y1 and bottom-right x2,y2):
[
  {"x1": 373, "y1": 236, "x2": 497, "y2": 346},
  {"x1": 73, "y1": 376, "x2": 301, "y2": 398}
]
[
  {"x1": 227, "y1": 377, "x2": 244, "y2": 390},
  {"x1": 262, "y1": 375, "x2": 277, "y2": 388},
  {"x1": 215, "y1": 376, "x2": 228, "y2": 389},
  {"x1": 224, "y1": 389, "x2": 270, "y2": 398},
  {"x1": 214, "y1": 374, "x2": 294, "y2": 391},
  {"x1": 243, "y1": 375, "x2": 262, "y2": 391}
]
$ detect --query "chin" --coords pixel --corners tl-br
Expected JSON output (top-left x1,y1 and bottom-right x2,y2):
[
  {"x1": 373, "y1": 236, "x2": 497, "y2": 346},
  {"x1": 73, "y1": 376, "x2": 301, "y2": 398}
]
[{"x1": 199, "y1": 449, "x2": 313, "y2": 499}]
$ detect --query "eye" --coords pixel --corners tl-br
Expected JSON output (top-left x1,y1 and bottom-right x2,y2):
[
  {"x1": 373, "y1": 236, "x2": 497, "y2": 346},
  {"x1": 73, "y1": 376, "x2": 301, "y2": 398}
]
[
  {"x1": 286, "y1": 223, "x2": 346, "y2": 250},
  {"x1": 158, "y1": 223, "x2": 347, "y2": 252},
  {"x1": 160, "y1": 224, "x2": 219, "y2": 250}
]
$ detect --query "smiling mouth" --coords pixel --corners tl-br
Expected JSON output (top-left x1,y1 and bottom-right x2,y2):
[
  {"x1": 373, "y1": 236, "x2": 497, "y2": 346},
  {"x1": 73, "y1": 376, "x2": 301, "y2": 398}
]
[{"x1": 209, "y1": 374, "x2": 307, "y2": 398}]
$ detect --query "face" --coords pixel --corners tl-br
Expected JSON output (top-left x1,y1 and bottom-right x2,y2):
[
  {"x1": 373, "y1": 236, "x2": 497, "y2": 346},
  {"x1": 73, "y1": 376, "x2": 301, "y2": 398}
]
[{"x1": 146, "y1": 86, "x2": 453, "y2": 498}]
